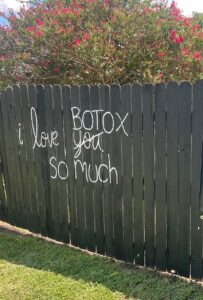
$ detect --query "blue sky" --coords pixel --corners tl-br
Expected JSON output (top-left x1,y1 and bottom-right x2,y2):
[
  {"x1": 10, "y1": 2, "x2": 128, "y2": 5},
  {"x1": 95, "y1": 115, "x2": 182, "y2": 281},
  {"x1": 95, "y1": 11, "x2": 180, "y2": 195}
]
[{"x1": 0, "y1": 0, "x2": 203, "y2": 25}]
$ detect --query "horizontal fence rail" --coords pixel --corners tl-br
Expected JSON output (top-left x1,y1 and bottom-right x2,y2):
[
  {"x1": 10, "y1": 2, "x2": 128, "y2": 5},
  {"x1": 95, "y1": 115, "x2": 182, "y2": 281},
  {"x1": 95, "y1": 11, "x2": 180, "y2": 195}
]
[{"x1": 0, "y1": 82, "x2": 203, "y2": 280}]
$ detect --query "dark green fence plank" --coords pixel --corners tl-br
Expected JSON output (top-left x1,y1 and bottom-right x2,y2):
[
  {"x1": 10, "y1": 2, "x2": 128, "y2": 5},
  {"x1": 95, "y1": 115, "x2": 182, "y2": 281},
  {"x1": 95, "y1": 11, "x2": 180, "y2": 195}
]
[
  {"x1": 9, "y1": 86, "x2": 26, "y2": 229},
  {"x1": 3, "y1": 88, "x2": 18, "y2": 226},
  {"x1": 111, "y1": 85, "x2": 124, "y2": 260},
  {"x1": 12, "y1": 85, "x2": 29, "y2": 228},
  {"x1": 80, "y1": 85, "x2": 95, "y2": 251},
  {"x1": 90, "y1": 85, "x2": 105, "y2": 254},
  {"x1": 36, "y1": 84, "x2": 50, "y2": 236},
  {"x1": 22, "y1": 85, "x2": 41, "y2": 233},
  {"x1": 121, "y1": 85, "x2": 133, "y2": 262},
  {"x1": 16, "y1": 85, "x2": 32, "y2": 229},
  {"x1": 0, "y1": 93, "x2": 8, "y2": 221},
  {"x1": 0, "y1": 92, "x2": 7, "y2": 221},
  {"x1": 142, "y1": 84, "x2": 155, "y2": 267},
  {"x1": 100, "y1": 85, "x2": 114, "y2": 256},
  {"x1": 7, "y1": 88, "x2": 20, "y2": 226},
  {"x1": 191, "y1": 80, "x2": 203, "y2": 279},
  {"x1": 10, "y1": 88, "x2": 25, "y2": 226},
  {"x1": 177, "y1": 82, "x2": 191, "y2": 277},
  {"x1": 53, "y1": 85, "x2": 69, "y2": 243},
  {"x1": 20, "y1": 85, "x2": 37, "y2": 231},
  {"x1": 29, "y1": 85, "x2": 47, "y2": 235},
  {"x1": 0, "y1": 156, "x2": 6, "y2": 220},
  {"x1": 27, "y1": 85, "x2": 42, "y2": 233},
  {"x1": 23, "y1": 86, "x2": 40, "y2": 233},
  {"x1": 1, "y1": 90, "x2": 16, "y2": 224},
  {"x1": 166, "y1": 82, "x2": 179, "y2": 272},
  {"x1": 154, "y1": 83, "x2": 167, "y2": 270},
  {"x1": 62, "y1": 85, "x2": 78, "y2": 246},
  {"x1": 44, "y1": 85, "x2": 59, "y2": 238},
  {"x1": 71, "y1": 85, "x2": 86, "y2": 249},
  {"x1": 132, "y1": 84, "x2": 144, "y2": 265},
  {"x1": 25, "y1": 87, "x2": 40, "y2": 233}
]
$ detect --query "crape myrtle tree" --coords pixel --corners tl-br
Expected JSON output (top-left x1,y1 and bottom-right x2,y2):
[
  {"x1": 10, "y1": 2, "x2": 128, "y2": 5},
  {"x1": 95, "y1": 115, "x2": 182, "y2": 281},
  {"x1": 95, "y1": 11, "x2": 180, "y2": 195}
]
[{"x1": 0, "y1": 0, "x2": 202, "y2": 89}]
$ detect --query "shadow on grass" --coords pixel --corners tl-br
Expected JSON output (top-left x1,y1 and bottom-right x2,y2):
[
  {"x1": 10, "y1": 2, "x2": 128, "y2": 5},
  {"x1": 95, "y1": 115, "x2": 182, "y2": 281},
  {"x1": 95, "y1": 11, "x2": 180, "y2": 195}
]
[{"x1": 0, "y1": 229, "x2": 202, "y2": 300}]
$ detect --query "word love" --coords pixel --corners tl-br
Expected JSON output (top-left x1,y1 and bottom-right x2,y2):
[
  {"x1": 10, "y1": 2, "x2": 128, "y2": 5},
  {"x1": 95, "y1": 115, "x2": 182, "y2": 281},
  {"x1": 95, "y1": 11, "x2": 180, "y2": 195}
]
[
  {"x1": 71, "y1": 107, "x2": 129, "y2": 136},
  {"x1": 31, "y1": 107, "x2": 59, "y2": 149}
]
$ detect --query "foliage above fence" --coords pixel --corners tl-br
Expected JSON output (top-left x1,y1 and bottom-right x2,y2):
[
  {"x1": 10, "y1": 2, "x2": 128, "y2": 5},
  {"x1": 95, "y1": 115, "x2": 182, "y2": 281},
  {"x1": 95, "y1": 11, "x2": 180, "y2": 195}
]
[
  {"x1": 0, "y1": 0, "x2": 203, "y2": 89},
  {"x1": 0, "y1": 82, "x2": 203, "y2": 281}
]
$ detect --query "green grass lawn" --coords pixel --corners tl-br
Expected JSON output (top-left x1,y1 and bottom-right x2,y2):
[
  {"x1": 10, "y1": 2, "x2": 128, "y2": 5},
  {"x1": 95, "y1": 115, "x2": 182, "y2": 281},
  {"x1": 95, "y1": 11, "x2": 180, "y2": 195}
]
[{"x1": 0, "y1": 229, "x2": 202, "y2": 300}]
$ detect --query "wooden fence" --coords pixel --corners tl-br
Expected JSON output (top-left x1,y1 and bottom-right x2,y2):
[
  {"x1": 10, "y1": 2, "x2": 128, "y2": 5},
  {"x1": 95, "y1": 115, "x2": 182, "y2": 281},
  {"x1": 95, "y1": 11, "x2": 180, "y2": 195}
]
[{"x1": 0, "y1": 82, "x2": 203, "y2": 280}]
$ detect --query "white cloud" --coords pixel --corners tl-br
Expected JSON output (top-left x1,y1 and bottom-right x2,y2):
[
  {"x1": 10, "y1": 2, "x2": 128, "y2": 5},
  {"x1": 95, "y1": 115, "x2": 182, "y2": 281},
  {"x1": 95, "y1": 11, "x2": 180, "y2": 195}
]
[
  {"x1": 168, "y1": 0, "x2": 203, "y2": 16},
  {"x1": 0, "y1": 0, "x2": 27, "y2": 12}
]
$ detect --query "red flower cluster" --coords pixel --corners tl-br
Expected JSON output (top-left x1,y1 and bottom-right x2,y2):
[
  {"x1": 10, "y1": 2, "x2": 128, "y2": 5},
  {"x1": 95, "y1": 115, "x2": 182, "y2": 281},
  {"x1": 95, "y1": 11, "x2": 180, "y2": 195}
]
[
  {"x1": 53, "y1": 67, "x2": 60, "y2": 74},
  {"x1": 35, "y1": 19, "x2": 44, "y2": 26},
  {"x1": 170, "y1": 1, "x2": 182, "y2": 21},
  {"x1": 83, "y1": 33, "x2": 90, "y2": 42},
  {"x1": 194, "y1": 52, "x2": 201, "y2": 60},
  {"x1": 183, "y1": 18, "x2": 191, "y2": 27},
  {"x1": 158, "y1": 52, "x2": 165, "y2": 59},
  {"x1": 0, "y1": 54, "x2": 10, "y2": 61},
  {"x1": 26, "y1": 26, "x2": 36, "y2": 32},
  {"x1": 193, "y1": 24, "x2": 201, "y2": 32},
  {"x1": 61, "y1": 7, "x2": 72, "y2": 14},
  {"x1": 26, "y1": 25, "x2": 44, "y2": 37},
  {"x1": 182, "y1": 49, "x2": 189, "y2": 56},
  {"x1": 169, "y1": 30, "x2": 184, "y2": 44},
  {"x1": 74, "y1": 39, "x2": 81, "y2": 46}
]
